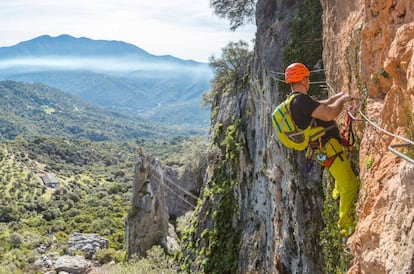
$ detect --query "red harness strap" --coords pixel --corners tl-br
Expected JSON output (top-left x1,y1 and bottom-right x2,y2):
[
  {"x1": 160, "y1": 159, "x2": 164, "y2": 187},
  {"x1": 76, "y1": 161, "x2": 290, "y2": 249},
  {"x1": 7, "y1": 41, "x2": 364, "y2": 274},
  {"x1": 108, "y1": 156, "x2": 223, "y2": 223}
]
[{"x1": 340, "y1": 106, "x2": 356, "y2": 152}]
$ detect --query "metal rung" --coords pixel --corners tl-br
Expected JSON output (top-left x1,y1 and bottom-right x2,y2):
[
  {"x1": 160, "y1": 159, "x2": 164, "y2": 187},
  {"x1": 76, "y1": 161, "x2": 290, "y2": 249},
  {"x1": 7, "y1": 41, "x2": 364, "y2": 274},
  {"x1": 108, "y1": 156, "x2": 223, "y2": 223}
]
[{"x1": 388, "y1": 144, "x2": 414, "y2": 165}]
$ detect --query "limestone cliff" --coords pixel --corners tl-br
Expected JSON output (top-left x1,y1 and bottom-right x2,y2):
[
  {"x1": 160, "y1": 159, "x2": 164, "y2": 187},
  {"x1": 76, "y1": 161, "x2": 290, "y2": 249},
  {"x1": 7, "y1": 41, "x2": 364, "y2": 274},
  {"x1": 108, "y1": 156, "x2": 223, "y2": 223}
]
[
  {"x1": 181, "y1": 0, "x2": 413, "y2": 273},
  {"x1": 321, "y1": 0, "x2": 414, "y2": 272},
  {"x1": 125, "y1": 151, "x2": 169, "y2": 258},
  {"x1": 182, "y1": 0, "x2": 325, "y2": 273},
  {"x1": 126, "y1": 150, "x2": 194, "y2": 258}
]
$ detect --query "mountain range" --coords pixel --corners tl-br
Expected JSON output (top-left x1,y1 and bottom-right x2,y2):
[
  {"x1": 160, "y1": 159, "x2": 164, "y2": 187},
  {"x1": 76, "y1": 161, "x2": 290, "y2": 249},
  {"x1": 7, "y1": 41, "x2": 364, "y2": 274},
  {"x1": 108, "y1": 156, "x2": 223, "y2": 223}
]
[{"x1": 0, "y1": 35, "x2": 213, "y2": 131}]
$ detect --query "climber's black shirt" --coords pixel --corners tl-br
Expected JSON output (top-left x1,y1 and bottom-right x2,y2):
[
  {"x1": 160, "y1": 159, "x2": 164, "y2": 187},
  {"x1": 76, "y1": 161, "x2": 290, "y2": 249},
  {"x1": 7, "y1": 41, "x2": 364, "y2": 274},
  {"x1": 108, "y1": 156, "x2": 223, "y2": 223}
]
[{"x1": 290, "y1": 93, "x2": 340, "y2": 145}]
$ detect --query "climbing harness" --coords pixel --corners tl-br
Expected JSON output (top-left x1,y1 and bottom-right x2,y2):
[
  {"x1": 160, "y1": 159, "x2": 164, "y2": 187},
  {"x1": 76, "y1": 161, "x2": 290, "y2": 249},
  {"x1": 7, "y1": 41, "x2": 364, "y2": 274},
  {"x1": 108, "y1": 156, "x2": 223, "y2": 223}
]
[
  {"x1": 270, "y1": 69, "x2": 414, "y2": 165},
  {"x1": 272, "y1": 93, "x2": 328, "y2": 151},
  {"x1": 340, "y1": 105, "x2": 357, "y2": 152},
  {"x1": 306, "y1": 137, "x2": 345, "y2": 171}
]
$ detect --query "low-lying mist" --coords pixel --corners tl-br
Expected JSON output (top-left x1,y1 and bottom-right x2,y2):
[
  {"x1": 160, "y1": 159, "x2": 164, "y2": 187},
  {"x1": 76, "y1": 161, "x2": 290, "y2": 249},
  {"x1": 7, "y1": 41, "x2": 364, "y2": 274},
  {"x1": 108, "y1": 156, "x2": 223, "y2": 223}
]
[{"x1": 0, "y1": 56, "x2": 212, "y2": 76}]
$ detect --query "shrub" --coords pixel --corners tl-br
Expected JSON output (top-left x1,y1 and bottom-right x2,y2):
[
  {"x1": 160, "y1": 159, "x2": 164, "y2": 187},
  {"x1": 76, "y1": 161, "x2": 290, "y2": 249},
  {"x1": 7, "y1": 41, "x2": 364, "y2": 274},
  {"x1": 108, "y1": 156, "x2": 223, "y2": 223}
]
[
  {"x1": 0, "y1": 206, "x2": 19, "y2": 222},
  {"x1": 94, "y1": 248, "x2": 125, "y2": 264},
  {"x1": 91, "y1": 246, "x2": 179, "y2": 274},
  {"x1": 8, "y1": 232, "x2": 23, "y2": 248}
]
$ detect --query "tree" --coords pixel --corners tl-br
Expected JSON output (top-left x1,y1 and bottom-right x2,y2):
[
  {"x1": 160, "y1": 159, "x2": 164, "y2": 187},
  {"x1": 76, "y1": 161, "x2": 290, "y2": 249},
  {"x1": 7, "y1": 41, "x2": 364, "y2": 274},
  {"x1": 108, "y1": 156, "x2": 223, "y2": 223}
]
[
  {"x1": 209, "y1": 40, "x2": 252, "y2": 94},
  {"x1": 202, "y1": 41, "x2": 252, "y2": 112},
  {"x1": 210, "y1": 0, "x2": 256, "y2": 31}
]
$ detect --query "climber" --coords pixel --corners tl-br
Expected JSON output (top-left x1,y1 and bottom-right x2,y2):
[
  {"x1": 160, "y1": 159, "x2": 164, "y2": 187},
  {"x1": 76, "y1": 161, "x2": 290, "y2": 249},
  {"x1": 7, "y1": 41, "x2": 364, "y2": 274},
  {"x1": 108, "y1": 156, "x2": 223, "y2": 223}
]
[{"x1": 284, "y1": 62, "x2": 359, "y2": 237}]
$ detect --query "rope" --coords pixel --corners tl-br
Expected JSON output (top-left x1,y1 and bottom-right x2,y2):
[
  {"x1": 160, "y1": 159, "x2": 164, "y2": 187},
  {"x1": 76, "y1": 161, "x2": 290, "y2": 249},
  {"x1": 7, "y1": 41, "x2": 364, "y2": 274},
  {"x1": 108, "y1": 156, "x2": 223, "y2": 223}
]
[
  {"x1": 162, "y1": 179, "x2": 196, "y2": 209},
  {"x1": 357, "y1": 88, "x2": 414, "y2": 165},
  {"x1": 325, "y1": 81, "x2": 339, "y2": 96},
  {"x1": 326, "y1": 82, "x2": 414, "y2": 165},
  {"x1": 149, "y1": 172, "x2": 198, "y2": 209},
  {"x1": 272, "y1": 77, "x2": 327, "y2": 85},
  {"x1": 163, "y1": 174, "x2": 199, "y2": 200}
]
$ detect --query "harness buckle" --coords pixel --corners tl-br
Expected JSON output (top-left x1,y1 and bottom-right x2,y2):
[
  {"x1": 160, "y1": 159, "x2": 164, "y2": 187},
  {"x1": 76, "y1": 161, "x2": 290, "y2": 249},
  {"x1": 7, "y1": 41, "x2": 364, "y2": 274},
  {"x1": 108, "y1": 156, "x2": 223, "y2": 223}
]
[{"x1": 316, "y1": 153, "x2": 327, "y2": 161}]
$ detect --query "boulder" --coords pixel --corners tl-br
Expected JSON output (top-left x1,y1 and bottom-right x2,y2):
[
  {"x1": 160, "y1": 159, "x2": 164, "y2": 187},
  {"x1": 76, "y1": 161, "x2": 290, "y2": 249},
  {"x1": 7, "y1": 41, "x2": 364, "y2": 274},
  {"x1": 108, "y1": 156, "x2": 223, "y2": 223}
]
[
  {"x1": 164, "y1": 223, "x2": 180, "y2": 254},
  {"x1": 67, "y1": 232, "x2": 109, "y2": 259},
  {"x1": 54, "y1": 255, "x2": 91, "y2": 274},
  {"x1": 33, "y1": 252, "x2": 60, "y2": 272}
]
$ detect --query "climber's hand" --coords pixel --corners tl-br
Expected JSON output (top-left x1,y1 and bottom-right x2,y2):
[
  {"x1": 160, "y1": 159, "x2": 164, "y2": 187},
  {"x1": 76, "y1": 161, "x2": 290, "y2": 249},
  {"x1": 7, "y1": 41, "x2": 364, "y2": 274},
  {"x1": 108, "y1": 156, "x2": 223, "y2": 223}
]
[{"x1": 341, "y1": 93, "x2": 353, "y2": 102}]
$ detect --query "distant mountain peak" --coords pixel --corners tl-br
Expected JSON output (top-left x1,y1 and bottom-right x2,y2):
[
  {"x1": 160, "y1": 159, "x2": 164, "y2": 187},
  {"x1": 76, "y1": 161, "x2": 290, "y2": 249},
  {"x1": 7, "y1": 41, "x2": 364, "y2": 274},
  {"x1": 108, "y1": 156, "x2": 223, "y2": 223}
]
[
  {"x1": 0, "y1": 34, "x2": 154, "y2": 58},
  {"x1": 0, "y1": 34, "x2": 204, "y2": 67}
]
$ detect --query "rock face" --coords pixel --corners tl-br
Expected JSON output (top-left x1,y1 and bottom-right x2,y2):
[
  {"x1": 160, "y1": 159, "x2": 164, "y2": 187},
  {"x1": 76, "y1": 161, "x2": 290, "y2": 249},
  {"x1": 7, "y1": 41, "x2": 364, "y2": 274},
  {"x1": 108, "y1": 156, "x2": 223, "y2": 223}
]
[
  {"x1": 321, "y1": 0, "x2": 414, "y2": 273},
  {"x1": 185, "y1": 1, "x2": 325, "y2": 273},
  {"x1": 238, "y1": 1, "x2": 325, "y2": 272},
  {"x1": 125, "y1": 148, "x2": 199, "y2": 259},
  {"x1": 164, "y1": 166, "x2": 200, "y2": 218},
  {"x1": 125, "y1": 151, "x2": 169, "y2": 258},
  {"x1": 34, "y1": 252, "x2": 60, "y2": 272}
]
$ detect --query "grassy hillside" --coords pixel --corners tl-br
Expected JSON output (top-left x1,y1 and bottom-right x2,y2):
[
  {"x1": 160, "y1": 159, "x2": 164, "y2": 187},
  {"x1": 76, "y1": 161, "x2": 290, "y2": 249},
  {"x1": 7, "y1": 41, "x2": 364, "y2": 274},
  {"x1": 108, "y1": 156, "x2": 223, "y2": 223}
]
[
  {"x1": 0, "y1": 80, "x2": 179, "y2": 141},
  {"x1": 3, "y1": 71, "x2": 212, "y2": 130}
]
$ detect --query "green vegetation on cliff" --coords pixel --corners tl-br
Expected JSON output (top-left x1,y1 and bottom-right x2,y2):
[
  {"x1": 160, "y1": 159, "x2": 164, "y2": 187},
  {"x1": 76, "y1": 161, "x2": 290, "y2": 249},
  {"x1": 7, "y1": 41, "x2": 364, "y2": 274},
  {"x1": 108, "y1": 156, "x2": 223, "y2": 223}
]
[
  {"x1": 181, "y1": 40, "x2": 251, "y2": 273},
  {"x1": 320, "y1": 172, "x2": 353, "y2": 273},
  {"x1": 181, "y1": 121, "x2": 244, "y2": 273},
  {"x1": 281, "y1": 0, "x2": 324, "y2": 98}
]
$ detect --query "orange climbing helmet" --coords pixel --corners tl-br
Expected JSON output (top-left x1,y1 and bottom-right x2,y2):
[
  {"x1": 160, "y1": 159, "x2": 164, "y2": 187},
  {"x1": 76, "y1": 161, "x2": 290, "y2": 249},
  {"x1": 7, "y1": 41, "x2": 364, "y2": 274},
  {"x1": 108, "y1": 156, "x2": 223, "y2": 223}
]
[{"x1": 285, "y1": 63, "x2": 310, "y2": 84}]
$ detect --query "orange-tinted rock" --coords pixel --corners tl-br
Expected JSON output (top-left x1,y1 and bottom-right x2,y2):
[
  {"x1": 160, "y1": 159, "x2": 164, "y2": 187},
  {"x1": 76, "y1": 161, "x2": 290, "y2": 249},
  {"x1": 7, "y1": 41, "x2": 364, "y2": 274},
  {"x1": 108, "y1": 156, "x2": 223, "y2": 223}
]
[{"x1": 322, "y1": 0, "x2": 414, "y2": 272}]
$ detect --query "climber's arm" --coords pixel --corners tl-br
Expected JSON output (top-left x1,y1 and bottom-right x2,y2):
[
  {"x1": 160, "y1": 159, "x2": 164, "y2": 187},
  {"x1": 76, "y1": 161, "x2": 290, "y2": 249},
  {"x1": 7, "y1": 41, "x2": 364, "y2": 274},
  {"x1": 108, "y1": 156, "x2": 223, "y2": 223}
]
[
  {"x1": 312, "y1": 93, "x2": 352, "y2": 121},
  {"x1": 318, "y1": 91, "x2": 345, "y2": 105}
]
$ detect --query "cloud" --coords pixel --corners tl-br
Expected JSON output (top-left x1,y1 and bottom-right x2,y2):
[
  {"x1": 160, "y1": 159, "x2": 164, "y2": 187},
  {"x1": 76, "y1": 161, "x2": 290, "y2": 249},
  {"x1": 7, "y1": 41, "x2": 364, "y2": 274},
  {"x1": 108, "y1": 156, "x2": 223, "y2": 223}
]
[{"x1": 0, "y1": 57, "x2": 213, "y2": 75}]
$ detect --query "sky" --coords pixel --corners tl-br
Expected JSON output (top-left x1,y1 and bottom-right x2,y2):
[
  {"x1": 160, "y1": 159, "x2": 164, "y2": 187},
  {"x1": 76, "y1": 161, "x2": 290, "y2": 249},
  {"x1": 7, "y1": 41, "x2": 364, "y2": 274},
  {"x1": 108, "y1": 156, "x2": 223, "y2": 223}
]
[{"x1": 0, "y1": 0, "x2": 256, "y2": 62}]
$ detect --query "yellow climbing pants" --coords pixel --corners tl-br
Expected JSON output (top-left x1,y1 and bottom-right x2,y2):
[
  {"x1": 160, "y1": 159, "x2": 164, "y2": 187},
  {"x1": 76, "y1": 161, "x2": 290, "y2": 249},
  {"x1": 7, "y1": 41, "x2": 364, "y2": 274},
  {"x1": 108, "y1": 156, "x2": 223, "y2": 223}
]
[{"x1": 313, "y1": 138, "x2": 359, "y2": 236}]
